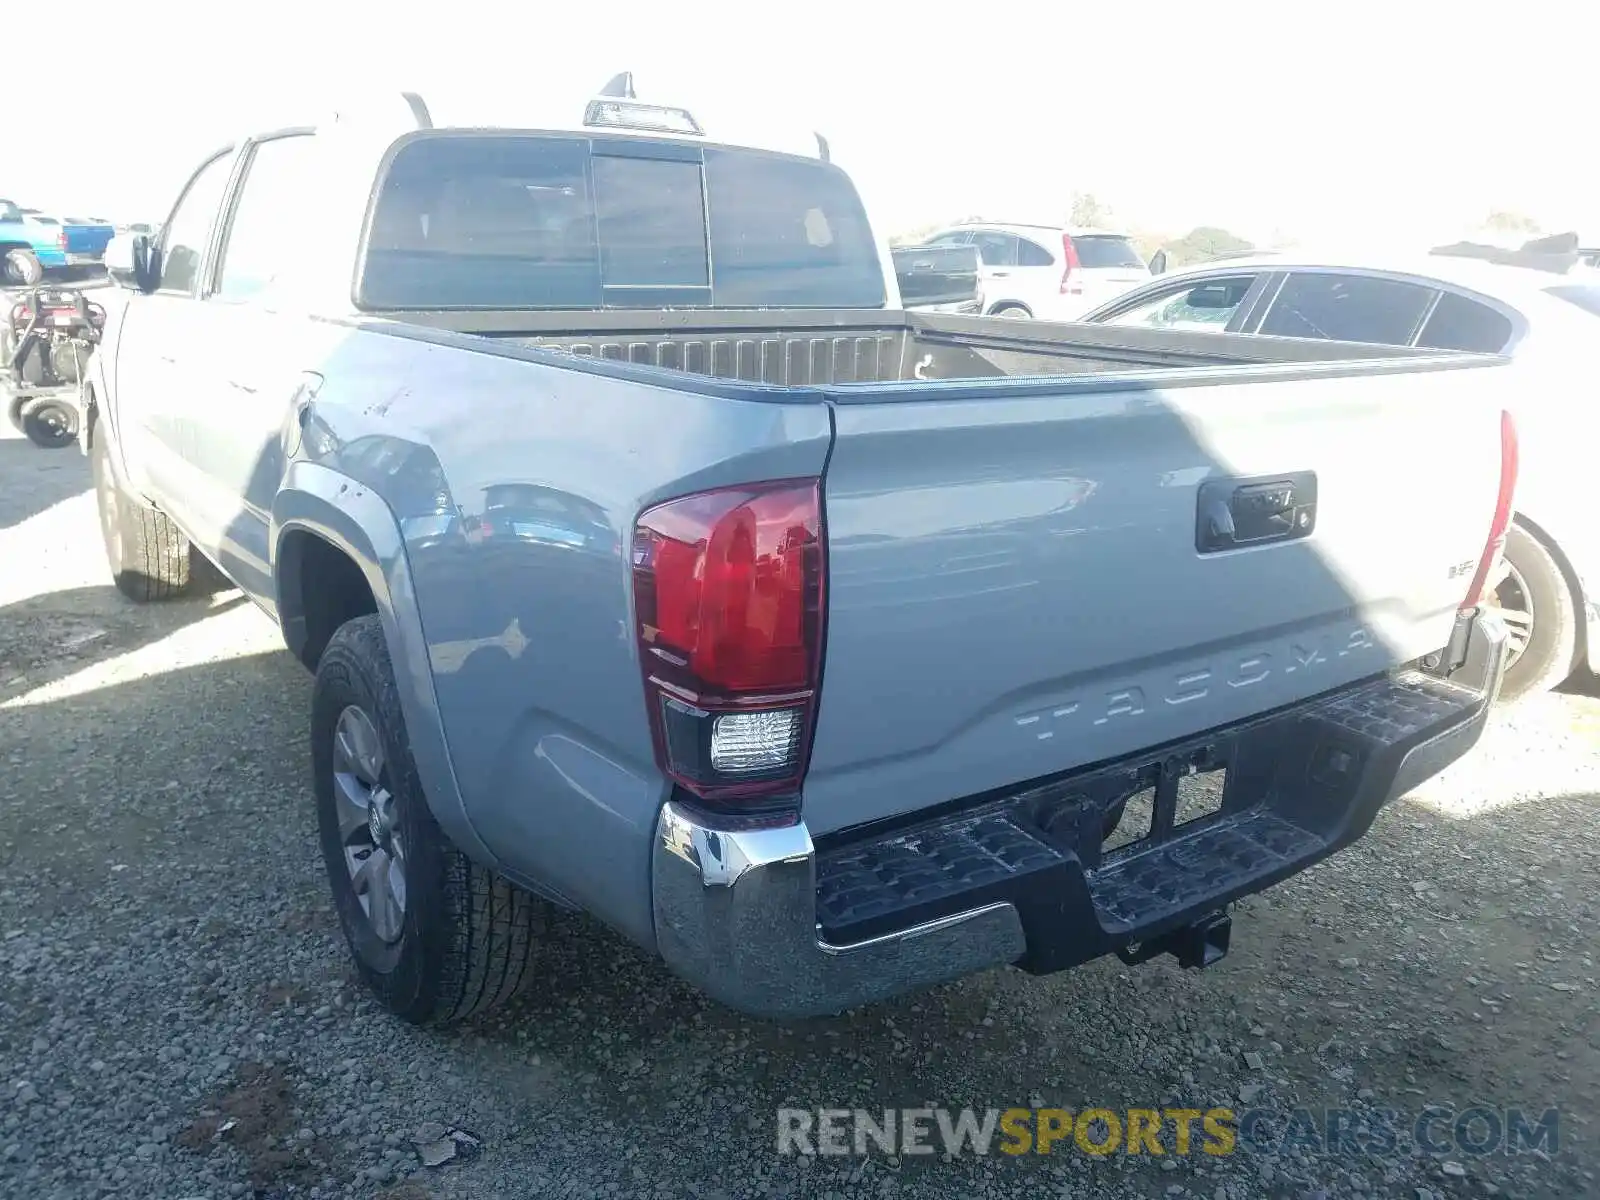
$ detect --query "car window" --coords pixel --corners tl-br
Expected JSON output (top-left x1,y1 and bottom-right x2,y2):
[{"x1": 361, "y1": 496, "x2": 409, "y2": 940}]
[
  {"x1": 0, "y1": 201, "x2": 19, "y2": 222},
  {"x1": 1257, "y1": 272, "x2": 1434, "y2": 344},
  {"x1": 1072, "y1": 235, "x2": 1146, "y2": 270},
  {"x1": 1415, "y1": 290, "x2": 1514, "y2": 352},
  {"x1": 1017, "y1": 238, "x2": 1055, "y2": 267},
  {"x1": 969, "y1": 232, "x2": 1019, "y2": 268},
  {"x1": 159, "y1": 150, "x2": 236, "y2": 296},
  {"x1": 1098, "y1": 275, "x2": 1257, "y2": 333},
  {"x1": 215, "y1": 134, "x2": 324, "y2": 302},
  {"x1": 360, "y1": 135, "x2": 884, "y2": 310}
]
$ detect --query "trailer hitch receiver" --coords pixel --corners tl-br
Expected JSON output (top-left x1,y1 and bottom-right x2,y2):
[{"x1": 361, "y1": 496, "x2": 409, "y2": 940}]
[{"x1": 1116, "y1": 910, "x2": 1232, "y2": 971}]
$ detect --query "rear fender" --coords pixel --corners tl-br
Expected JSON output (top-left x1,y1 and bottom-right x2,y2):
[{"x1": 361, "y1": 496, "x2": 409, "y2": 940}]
[{"x1": 271, "y1": 460, "x2": 500, "y2": 871}]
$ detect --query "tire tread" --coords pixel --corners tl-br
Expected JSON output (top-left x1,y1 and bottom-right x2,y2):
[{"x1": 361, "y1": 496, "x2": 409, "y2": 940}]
[
  {"x1": 91, "y1": 432, "x2": 192, "y2": 601},
  {"x1": 317, "y1": 615, "x2": 541, "y2": 1027}
]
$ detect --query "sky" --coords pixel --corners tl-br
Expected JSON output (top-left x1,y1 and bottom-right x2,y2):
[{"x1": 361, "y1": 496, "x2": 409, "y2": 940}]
[{"x1": 10, "y1": 0, "x2": 1595, "y2": 245}]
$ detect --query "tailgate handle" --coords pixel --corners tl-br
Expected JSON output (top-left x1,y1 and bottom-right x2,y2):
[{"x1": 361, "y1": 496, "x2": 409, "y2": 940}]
[{"x1": 1196, "y1": 471, "x2": 1317, "y2": 554}]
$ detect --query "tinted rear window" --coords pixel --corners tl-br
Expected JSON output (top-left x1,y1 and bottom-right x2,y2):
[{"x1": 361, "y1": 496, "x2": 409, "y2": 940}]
[
  {"x1": 1072, "y1": 235, "x2": 1145, "y2": 269},
  {"x1": 359, "y1": 134, "x2": 885, "y2": 310},
  {"x1": 1258, "y1": 272, "x2": 1434, "y2": 345},
  {"x1": 1416, "y1": 291, "x2": 1514, "y2": 352},
  {"x1": 1546, "y1": 283, "x2": 1600, "y2": 318}
]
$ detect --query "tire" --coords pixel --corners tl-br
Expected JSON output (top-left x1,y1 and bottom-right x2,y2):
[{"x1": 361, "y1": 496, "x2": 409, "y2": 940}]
[
  {"x1": 313, "y1": 614, "x2": 542, "y2": 1026},
  {"x1": 1492, "y1": 522, "x2": 1578, "y2": 703},
  {"x1": 2, "y1": 247, "x2": 43, "y2": 286},
  {"x1": 90, "y1": 428, "x2": 194, "y2": 601},
  {"x1": 991, "y1": 304, "x2": 1031, "y2": 319},
  {"x1": 19, "y1": 395, "x2": 78, "y2": 448}
]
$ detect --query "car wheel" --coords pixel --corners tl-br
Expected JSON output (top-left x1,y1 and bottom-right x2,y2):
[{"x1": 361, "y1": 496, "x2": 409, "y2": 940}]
[
  {"x1": 18, "y1": 395, "x2": 78, "y2": 448},
  {"x1": 2, "y1": 248, "x2": 43, "y2": 286},
  {"x1": 1488, "y1": 523, "x2": 1578, "y2": 703},
  {"x1": 313, "y1": 614, "x2": 543, "y2": 1026},
  {"x1": 90, "y1": 427, "x2": 195, "y2": 601},
  {"x1": 991, "y1": 305, "x2": 1031, "y2": 319}
]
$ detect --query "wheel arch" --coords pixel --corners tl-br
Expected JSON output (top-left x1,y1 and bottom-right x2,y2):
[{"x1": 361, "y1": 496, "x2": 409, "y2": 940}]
[
  {"x1": 1511, "y1": 511, "x2": 1589, "y2": 674},
  {"x1": 273, "y1": 462, "x2": 502, "y2": 873}
]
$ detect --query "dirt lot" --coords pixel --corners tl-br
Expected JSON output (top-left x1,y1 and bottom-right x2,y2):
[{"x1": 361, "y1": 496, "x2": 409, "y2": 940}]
[{"x1": 1, "y1": 426, "x2": 1597, "y2": 1200}]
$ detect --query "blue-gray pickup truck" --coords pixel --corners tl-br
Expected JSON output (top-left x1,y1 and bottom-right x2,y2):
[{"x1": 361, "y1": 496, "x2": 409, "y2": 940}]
[{"x1": 83, "y1": 88, "x2": 1516, "y2": 1025}]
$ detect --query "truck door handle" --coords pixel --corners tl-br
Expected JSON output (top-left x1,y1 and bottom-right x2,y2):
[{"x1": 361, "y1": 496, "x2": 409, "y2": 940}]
[{"x1": 1195, "y1": 472, "x2": 1317, "y2": 553}]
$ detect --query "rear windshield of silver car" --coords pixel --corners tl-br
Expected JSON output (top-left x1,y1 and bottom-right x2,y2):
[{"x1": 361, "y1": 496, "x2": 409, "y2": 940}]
[{"x1": 356, "y1": 133, "x2": 887, "y2": 311}]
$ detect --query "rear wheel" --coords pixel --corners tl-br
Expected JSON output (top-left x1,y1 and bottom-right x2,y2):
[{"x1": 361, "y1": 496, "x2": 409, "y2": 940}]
[
  {"x1": 314, "y1": 615, "x2": 543, "y2": 1025},
  {"x1": 2, "y1": 247, "x2": 43, "y2": 286},
  {"x1": 90, "y1": 429, "x2": 194, "y2": 601},
  {"x1": 1489, "y1": 523, "x2": 1578, "y2": 702},
  {"x1": 991, "y1": 304, "x2": 1031, "y2": 319}
]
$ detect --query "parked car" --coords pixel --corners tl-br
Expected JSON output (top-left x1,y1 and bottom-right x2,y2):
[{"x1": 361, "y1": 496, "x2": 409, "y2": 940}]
[
  {"x1": 918, "y1": 221, "x2": 1151, "y2": 321},
  {"x1": 1, "y1": 200, "x2": 117, "y2": 284},
  {"x1": 84, "y1": 82, "x2": 1513, "y2": 1026},
  {"x1": 1080, "y1": 252, "x2": 1599, "y2": 702}
]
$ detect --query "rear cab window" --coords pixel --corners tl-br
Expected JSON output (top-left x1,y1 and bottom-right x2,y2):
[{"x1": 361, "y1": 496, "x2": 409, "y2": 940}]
[{"x1": 358, "y1": 133, "x2": 886, "y2": 310}]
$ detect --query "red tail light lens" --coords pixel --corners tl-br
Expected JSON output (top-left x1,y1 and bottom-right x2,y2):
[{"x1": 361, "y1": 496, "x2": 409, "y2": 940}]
[
  {"x1": 1059, "y1": 233, "x2": 1083, "y2": 295},
  {"x1": 1461, "y1": 409, "x2": 1519, "y2": 611},
  {"x1": 55, "y1": 230, "x2": 68, "y2": 251},
  {"x1": 632, "y1": 480, "x2": 825, "y2": 809}
]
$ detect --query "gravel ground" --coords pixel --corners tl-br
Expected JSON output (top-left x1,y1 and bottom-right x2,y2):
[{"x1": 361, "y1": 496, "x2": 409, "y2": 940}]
[{"x1": 1, "y1": 426, "x2": 1597, "y2": 1200}]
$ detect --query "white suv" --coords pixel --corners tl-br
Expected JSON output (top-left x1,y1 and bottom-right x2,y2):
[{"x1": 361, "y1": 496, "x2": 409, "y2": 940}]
[{"x1": 919, "y1": 222, "x2": 1151, "y2": 321}]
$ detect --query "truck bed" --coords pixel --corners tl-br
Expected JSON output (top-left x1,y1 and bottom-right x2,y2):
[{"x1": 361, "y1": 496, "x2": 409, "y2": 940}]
[{"x1": 383, "y1": 308, "x2": 1444, "y2": 388}]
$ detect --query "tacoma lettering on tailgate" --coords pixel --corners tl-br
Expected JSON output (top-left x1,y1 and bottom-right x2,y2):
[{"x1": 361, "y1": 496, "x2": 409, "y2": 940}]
[{"x1": 1014, "y1": 625, "x2": 1375, "y2": 741}]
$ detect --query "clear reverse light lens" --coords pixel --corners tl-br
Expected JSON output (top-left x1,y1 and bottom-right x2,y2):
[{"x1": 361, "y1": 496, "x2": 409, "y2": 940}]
[{"x1": 709, "y1": 709, "x2": 802, "y2": 776}]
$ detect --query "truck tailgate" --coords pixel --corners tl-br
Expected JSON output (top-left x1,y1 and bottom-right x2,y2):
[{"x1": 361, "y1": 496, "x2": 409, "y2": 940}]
[
  {"x1": 62, "y1": 222, "x2": 114, "y2": 256},
  {"x1": 803, "y1": 359, "x2": 1507, "y2": 837}
]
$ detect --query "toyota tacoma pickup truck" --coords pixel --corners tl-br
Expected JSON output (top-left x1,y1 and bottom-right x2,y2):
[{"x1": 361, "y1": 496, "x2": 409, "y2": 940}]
[{"x1": 83, "y1": 84, "x2": 1515, "y2": 1025}]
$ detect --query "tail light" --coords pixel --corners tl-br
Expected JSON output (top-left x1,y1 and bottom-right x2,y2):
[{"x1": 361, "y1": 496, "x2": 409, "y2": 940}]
[
  {"x1": 55, "y1": 230, "x2": 68, "y2": 252},
  {"x1": 631, "y1": 480, "x2": 825, "y2": 812},
  {"x1": 1059, "y1": 233, "x2": 1083, "y2": 295},
  {"x1": 1460, "y1": 410, "x2": 1519, "y2": 611}
]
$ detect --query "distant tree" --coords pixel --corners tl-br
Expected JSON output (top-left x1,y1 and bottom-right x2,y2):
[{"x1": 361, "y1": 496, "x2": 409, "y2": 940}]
[
  {"x1": 1161, "y1": 226, "x2": 1254, "y2": 267},
  {"x1": 1069, "y1": 192, "x2": 1114, "y2": 229},
  {"x1": 1484, "y1": 210, "x2": 1542, "y2": 236}
]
